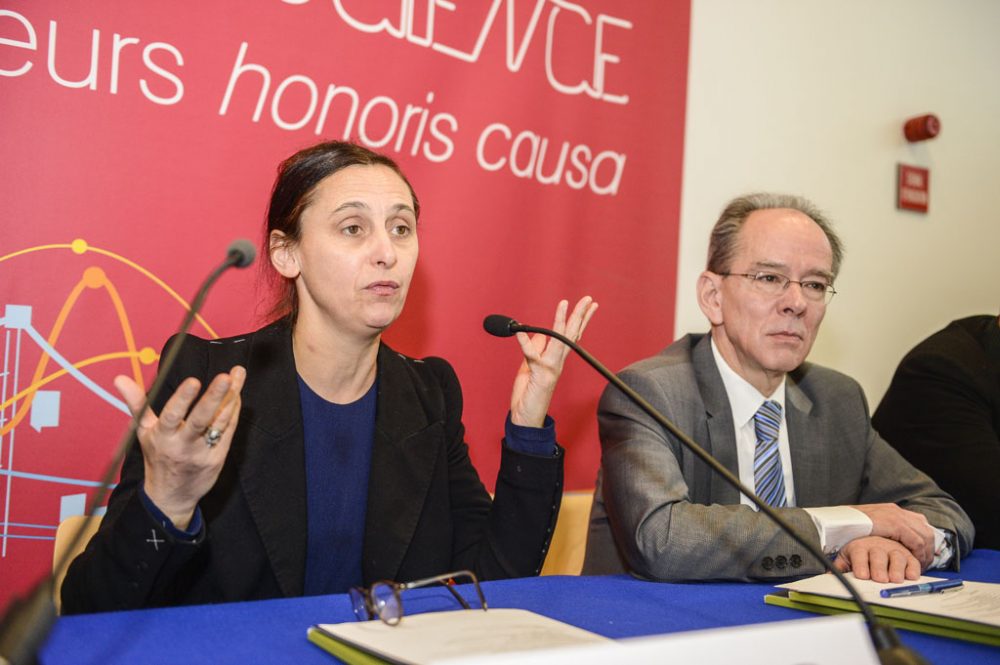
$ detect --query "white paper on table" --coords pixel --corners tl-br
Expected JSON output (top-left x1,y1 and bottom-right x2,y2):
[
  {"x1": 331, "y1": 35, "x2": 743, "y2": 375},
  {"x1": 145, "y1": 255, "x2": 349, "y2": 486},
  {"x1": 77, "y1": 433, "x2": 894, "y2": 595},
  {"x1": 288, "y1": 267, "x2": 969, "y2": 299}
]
[
  {"x1": 312, "y1": 608, "x2": 612, "y2": 665},
  {"x1": 779, "y1": 572, "x2": 1000, "y2": 628}
]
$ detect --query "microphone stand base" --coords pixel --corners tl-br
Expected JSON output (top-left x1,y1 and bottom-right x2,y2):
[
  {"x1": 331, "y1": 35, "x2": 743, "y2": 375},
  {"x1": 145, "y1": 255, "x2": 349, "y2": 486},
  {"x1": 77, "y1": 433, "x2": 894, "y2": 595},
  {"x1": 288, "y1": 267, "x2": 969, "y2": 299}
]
[
  {"x1": 0, "y1": 579, "x2": 56, "y2": 665},
  {"x1": 871, "y1": 625, "x2": 930, "y2": 665}
]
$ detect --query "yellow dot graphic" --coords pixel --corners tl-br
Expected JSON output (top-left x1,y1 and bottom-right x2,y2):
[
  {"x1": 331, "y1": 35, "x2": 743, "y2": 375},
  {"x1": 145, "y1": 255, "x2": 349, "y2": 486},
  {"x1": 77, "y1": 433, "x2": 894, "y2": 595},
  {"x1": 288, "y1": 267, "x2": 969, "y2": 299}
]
[
  {"x1": 82, "y1": 266, "x2": 106, "y2": 289},
  {"x1": 71, "y1": 238, "x2": 88, "y2": 254},
  {"x1": 138, "y1": 347, "x2": 158, "y2": 365}
]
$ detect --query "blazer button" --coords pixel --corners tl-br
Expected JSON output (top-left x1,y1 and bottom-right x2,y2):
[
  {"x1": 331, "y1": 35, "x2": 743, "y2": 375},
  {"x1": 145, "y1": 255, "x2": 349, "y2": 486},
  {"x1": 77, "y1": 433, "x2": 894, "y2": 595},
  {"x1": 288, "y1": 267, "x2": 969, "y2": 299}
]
[
  {"x1": 762, "y1": 556, "x2": 774, "y2": 571},
  {"x1": 790, "y1": 555, "x2": 802, "y2": 568},
  {"x1": 775, "y1": 555, "x2": 787, "y2": 570}
]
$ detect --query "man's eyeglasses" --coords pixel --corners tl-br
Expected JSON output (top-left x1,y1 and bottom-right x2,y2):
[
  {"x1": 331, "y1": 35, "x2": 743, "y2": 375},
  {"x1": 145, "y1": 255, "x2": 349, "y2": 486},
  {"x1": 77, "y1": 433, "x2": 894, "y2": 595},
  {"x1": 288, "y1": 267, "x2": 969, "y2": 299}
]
[
  {"x1": 719, "y1": 271, "x2": 837, "y2": 304},
  {"x1": 349, "y1": 570, "x2": 488, "y2": 626}
]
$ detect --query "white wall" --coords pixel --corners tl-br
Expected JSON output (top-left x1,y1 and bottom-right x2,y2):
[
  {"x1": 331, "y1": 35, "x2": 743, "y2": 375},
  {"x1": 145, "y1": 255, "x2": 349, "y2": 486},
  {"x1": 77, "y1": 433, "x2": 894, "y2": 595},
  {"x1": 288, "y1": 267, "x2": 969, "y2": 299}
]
[{"x1": 677, "y1": 0, "x2": 1000, "y2": 405}]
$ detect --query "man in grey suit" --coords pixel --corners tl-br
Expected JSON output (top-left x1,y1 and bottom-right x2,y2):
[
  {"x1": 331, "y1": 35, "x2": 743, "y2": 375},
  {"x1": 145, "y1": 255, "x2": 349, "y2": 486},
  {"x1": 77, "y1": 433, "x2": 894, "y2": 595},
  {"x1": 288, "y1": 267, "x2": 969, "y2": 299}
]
[{"x1": 584, "y1": 193, "x2": 973, "y2": 583}]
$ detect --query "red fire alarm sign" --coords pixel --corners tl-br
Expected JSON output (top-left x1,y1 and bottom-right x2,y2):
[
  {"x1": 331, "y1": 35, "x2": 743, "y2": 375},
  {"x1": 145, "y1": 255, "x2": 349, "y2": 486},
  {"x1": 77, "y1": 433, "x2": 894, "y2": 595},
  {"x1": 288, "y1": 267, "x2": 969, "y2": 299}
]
[{"x1": 897, "y1": 164, "x2": 930, "y2": 213}]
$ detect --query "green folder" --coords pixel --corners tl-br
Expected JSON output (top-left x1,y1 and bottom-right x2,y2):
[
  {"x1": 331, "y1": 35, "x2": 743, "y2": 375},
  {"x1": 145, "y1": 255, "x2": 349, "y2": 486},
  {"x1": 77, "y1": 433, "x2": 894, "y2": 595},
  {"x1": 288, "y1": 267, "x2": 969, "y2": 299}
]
[
  {"x1": 764, "y1": 590, "x2": 1000, "y2": 648},
  {"x1": 308, "y1": 625, "x2": 396, "y2": 665}
]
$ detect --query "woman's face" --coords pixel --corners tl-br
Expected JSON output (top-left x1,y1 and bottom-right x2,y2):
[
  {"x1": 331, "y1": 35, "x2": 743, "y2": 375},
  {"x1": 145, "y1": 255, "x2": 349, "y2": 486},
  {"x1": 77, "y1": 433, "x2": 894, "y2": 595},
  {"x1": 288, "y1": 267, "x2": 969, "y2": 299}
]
[{"x1": 272, "y1": 164, "x2": 419, "y2": 338}]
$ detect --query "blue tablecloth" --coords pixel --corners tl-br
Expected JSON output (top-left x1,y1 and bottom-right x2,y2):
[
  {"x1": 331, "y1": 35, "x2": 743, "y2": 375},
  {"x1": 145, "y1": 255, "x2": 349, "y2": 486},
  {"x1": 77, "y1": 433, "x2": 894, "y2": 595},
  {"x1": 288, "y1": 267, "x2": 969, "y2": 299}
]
[{"x1": 41, "y1": 549, "x2": 1000, "y2": 664}]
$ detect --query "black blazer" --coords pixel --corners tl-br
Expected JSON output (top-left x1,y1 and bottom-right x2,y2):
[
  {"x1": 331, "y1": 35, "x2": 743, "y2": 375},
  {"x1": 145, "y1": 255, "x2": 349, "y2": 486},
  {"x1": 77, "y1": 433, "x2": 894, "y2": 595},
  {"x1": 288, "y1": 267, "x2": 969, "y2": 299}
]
[
  {"x1": 62, "y1": 320, "x2": 563, "y2": 614},
  {"x1": 874, "y1": 315, "x2": 1000, "y2": 549}
]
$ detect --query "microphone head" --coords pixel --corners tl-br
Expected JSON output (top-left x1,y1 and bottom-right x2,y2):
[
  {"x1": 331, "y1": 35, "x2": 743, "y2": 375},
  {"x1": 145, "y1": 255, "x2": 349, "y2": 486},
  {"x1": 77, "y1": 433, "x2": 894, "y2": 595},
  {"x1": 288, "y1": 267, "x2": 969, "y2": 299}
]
[
  {"x1": 483, "y1": 314, "x2": 518, "y2": 338},
  {"x1": 226, "y1": 239, "x2": 256, "y2": 268}
]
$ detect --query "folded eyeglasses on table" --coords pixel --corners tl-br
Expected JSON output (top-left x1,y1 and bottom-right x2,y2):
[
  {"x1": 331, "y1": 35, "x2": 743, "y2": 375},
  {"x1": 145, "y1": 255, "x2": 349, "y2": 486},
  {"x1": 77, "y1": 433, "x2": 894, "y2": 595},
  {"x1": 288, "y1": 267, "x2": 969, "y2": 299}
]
[{"x1": 349, "y1": 570, "x2": 488, "y2": 626}]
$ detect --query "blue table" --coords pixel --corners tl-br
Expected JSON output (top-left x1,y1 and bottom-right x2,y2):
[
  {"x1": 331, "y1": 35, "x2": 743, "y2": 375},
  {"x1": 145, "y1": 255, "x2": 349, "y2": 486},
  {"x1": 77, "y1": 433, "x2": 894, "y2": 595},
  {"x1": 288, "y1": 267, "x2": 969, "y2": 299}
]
[{"x1": 41, "y1": 550, "x2": 1000, "y2": 664}]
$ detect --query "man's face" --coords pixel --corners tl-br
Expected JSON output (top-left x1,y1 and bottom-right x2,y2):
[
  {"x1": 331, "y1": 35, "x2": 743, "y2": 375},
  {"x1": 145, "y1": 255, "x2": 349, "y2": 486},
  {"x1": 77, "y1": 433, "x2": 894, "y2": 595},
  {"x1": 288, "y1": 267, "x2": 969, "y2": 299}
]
[{"x1": 698, "y1": 208, "x2": 835, "y2": 395}]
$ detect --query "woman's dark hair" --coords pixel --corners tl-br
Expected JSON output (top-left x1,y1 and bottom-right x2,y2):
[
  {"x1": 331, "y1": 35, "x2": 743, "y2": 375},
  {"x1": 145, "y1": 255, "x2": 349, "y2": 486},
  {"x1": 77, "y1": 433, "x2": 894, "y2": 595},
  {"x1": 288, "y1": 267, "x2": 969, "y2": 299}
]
[{"x1": 262, "y1": 141, "x2": 420, "y2": 322}]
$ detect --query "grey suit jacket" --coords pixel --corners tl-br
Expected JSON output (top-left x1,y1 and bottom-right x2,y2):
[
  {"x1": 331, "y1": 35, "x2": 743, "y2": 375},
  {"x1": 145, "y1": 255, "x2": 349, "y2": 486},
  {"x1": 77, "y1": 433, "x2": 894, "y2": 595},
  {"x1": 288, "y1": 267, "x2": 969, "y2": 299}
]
[{"x1": 583, "y1": 333, "x2": 974, "y2": 581}]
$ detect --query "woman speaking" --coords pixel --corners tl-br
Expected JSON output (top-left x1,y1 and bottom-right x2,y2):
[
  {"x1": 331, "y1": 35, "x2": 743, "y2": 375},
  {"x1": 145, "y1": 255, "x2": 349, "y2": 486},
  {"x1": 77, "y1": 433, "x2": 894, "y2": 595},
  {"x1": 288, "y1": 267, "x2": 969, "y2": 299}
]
[{"x1": 61, "y1": 141, "x2": 596, "y2": 613}]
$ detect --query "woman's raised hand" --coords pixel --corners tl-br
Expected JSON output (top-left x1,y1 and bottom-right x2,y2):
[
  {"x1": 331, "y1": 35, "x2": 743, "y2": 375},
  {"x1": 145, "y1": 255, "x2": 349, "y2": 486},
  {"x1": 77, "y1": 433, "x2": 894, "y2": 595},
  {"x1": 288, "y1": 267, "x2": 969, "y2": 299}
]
[{"x1": 509, "y1": 296, "x2": 598, "y2": 427}]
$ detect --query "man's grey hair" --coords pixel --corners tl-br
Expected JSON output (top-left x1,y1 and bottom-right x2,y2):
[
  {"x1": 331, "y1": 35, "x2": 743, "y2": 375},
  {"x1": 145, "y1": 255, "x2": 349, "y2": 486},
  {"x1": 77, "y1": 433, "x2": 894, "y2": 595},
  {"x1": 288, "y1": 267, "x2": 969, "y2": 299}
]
[{"x1": 706, "y1": 193, "x2": 844, "y2": 278}]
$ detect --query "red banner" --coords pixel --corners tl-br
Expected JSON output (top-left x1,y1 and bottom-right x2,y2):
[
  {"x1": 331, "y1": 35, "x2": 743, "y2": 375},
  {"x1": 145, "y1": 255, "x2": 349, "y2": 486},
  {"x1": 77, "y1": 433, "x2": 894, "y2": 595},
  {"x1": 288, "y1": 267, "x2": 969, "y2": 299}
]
[{"x1": 0, "y1": 0, "x2": 689, "y2": 604}]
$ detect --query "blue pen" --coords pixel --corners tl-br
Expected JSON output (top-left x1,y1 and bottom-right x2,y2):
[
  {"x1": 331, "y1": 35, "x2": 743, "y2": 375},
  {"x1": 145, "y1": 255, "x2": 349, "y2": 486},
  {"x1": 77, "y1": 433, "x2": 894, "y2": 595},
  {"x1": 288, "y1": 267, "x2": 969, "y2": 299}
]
[{"x1": 880, "y1": 579, "x2": 964, "y2": 598}]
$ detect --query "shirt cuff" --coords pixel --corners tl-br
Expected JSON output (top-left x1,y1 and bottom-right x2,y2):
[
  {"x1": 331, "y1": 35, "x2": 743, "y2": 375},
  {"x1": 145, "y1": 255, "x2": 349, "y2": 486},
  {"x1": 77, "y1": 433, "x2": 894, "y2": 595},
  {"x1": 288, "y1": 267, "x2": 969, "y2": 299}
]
[
  {"x1": 929, "y1": 528, "x2": 954, "y2": 569},
  {"x1": 139, "y1": 483, "x2": 203, "y2": 541},
  {"x1": 503, "y1": 412, "x2": 557, "y2": 457},
  {"x1": 804, "y1": 506, "x2": 873, "y2": 554}
]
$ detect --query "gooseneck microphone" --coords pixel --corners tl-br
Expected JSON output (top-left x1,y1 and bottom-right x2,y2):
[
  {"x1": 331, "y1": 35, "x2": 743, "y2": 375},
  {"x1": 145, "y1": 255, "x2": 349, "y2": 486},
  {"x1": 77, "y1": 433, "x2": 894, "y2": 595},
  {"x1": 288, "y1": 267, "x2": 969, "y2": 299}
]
[
  {"x1": 226, "y1": 238, "x2": 256, "y2": 269},
  {"x1": 482, "y1": 314, "x2": 521, "y2": 338},
  {"x1": 484, "y1": 314, "x2": 928, "y2": 665},
  {"x1": 0, "y1": 240, "x2": 256, "y2": 665}
]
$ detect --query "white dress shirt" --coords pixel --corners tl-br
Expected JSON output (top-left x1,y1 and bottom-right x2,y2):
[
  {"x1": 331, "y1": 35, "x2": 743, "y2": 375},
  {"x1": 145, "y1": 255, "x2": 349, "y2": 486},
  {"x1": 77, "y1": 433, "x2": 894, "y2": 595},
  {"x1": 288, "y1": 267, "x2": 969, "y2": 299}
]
[{"x1": 710, "y1": 339, "x2": 950, "y2": 565}]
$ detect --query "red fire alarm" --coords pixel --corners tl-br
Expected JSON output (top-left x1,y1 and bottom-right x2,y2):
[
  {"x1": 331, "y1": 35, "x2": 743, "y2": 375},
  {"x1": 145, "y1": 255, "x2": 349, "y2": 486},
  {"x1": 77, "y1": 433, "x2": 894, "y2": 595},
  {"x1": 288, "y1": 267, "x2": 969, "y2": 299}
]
[
  {"x1": 904, "y1": 114, "x2": 940, "y2": 142},
  {"x1": 897, "y1": 164, "x2": 930, "y2": 213}
]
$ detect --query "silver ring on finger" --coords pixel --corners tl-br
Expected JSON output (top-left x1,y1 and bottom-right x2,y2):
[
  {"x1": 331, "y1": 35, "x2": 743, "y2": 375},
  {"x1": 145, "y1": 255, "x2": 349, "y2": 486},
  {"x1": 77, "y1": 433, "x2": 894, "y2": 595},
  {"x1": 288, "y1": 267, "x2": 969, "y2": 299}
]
[{"x1": 204, "y1": 427, "x2": 223, "y2": 448}]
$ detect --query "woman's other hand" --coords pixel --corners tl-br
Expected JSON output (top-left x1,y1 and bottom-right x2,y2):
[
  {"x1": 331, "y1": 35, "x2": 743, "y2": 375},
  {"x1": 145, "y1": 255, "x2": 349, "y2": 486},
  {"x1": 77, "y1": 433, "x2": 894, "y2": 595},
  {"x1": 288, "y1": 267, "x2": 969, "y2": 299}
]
[{"x1": 114, "y1": 365, "x2": 246, "y2": 529}]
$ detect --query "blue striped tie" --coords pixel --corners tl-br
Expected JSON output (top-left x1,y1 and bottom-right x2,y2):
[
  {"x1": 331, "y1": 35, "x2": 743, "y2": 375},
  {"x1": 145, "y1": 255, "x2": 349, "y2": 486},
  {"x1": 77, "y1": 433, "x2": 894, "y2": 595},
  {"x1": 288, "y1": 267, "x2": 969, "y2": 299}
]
[{"x1": 753, "y1": 400, "x2": 787, "y2": 508}]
